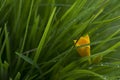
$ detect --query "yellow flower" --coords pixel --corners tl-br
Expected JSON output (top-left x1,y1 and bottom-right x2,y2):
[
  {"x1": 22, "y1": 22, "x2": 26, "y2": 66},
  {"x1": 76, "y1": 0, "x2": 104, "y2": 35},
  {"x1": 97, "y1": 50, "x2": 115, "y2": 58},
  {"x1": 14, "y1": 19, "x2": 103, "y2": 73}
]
[{"x1": 74, "y1": 34, "x2": 90, "y2": 57}]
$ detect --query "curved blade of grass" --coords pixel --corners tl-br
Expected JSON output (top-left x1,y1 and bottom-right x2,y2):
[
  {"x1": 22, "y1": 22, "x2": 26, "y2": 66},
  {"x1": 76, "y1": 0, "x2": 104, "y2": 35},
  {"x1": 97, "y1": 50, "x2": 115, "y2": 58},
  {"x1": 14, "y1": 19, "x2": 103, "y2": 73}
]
[
  {"x1": 4, "y1": 24, "x2": 11, "y2": 64},
  {"x1": 20, "y1": 0, "x2": 34, "y2": 53},
  {"x1": 15, "y1": 0, "x2": 34, "y2": 72},
  {"x1": 0, "y1": 25, "x2": 9, "y2": 61},
  {"x1": 92, "y1": 26, "x2": 120, "y2": 52},
  {"x1": 33, "y1": 7, "x2": 56, "y2": 63},
  {"x1": 15, "y1": 52, "x2": 39, "y2": 69},
  {"x1": 62, "y1": 69, "x2": 105, "y2": 80},
  {"x1": 12, "y1": 0, "x2": 22, "y2": 35},
  {"x1": 61, "y1": 0, "x2": 87, "y2": 20},
  {"x1": 14, "y1": 72, "x2": 21, "y2": 80},
  {"x1": 93, "y1": 16, "x2": 120, "y2": 24},
  {"x1": 0, "y1": 28, "x2": 1, "y2": 33},
  {"x1": 0, "y1": 0, "x2": 6, "y2": 12}
]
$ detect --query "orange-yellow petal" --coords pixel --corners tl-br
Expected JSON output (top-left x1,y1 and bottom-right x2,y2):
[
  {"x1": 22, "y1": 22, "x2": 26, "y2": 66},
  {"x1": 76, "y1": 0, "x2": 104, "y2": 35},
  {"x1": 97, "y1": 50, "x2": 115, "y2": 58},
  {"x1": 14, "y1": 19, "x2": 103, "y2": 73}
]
[{"x1": 74, "y1": 34, "x2": 90, "y2": 57}]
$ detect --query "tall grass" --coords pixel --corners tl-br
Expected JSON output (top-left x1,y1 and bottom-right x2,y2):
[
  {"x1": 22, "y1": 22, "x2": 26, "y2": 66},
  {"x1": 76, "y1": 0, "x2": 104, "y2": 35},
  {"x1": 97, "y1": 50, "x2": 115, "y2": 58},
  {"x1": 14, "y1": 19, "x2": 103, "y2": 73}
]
[{"x1": 0, "y1": 0, "x2": 120, "y2": 80}]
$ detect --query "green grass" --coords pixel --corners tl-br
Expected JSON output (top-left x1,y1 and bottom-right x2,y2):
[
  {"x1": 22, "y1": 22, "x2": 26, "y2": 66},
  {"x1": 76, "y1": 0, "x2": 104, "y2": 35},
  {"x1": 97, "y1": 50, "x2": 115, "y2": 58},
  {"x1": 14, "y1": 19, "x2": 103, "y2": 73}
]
[{"x1": 0, "y1": 0, "x2": 120, "y2": 80}]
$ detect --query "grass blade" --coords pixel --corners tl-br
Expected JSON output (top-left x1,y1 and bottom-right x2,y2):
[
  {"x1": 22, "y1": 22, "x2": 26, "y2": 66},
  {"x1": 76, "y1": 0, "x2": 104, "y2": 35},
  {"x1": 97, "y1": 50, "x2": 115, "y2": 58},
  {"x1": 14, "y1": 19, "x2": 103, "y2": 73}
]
[{"x1": 33, "y1": 7, "x2": 56, "y2": 63}]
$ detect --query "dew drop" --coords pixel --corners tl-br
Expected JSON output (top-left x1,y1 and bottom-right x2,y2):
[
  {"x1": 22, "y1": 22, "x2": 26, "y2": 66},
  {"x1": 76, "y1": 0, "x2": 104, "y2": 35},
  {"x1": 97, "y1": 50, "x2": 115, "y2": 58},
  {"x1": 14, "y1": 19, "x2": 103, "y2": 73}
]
[
  {"x1": 100, "y1": 63, "x2": 104, "y2": 66},
  {"x1": 103, "y1": 76, "x2": 108, "y2": 80},
  {"x1": 117, "y1": 65, "x2": 120, "y2": 68},
  {"x1": 103, "y1": 77, "x2": 107, "y2": 80},
  {"x1": 88, "y1": 67, "x2": 93, "y2": 69}
]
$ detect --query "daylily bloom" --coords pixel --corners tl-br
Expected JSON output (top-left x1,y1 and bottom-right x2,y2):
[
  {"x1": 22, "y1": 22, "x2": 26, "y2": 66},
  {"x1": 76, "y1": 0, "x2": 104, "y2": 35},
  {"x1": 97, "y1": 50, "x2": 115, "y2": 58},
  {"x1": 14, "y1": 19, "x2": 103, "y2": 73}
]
[{"x1": 74, "y1": 34, "x2": 90, "y2": 57}]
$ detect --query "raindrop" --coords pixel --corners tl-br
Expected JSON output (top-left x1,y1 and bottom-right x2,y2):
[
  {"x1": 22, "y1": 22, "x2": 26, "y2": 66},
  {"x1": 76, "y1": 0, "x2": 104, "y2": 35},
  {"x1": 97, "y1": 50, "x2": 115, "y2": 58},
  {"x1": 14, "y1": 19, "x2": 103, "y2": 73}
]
[
  {"x1": 104, "y1": 62, "x2": 109, "y2": 65},
  {"x1": 103, "y1": 77, "x2": 107, "y2": 80},
  {"x1": 102, "y1": 76, "x2": 108, "y2": 80},
  {"x1": 88, "y1": 67, "x2": 93, "y2": 69},
  {"x1": 100, "y1": 63, "x2": 104, "y2": 66},
  {"x1": 117, "y1": 65, "x2": 120, "y2": 68}
]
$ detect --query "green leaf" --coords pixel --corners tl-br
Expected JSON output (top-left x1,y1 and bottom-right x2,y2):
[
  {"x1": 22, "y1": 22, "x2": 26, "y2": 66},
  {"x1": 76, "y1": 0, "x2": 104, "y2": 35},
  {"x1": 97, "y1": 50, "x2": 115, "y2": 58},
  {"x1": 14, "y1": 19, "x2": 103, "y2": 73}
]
[
  {"x1": 15, "y1": 52, "x2": 39, "y2": 69},
  {"x1": 62, "y1": 69, "x2": 105, "y2": 80},
  {"x1": 33, "y1": 7, "x2": 56, "y2": 63},
  {"x1": 14, "y1": 72, "x2": 21, "y2": 80}
]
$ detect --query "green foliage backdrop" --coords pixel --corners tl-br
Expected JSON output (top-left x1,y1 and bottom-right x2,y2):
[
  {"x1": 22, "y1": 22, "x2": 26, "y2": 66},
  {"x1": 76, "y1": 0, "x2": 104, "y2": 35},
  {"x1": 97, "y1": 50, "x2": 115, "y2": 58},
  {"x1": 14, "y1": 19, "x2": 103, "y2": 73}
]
[{"x1": 0, "y1": 0, "x2": 120, "y2": 80}]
